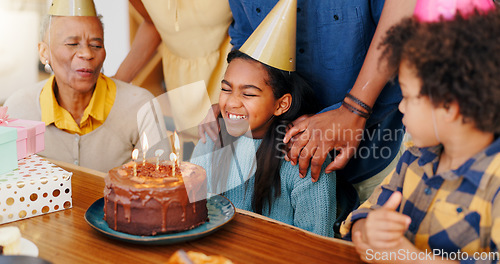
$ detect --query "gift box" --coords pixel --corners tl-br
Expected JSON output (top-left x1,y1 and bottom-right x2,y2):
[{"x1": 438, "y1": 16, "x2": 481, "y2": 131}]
[
  {"x1": 2, "y1": 119, "x2": 45, "y2": 160},
  {"x1": 0, "y1": 106, "x2": 45, "y2": 160},
  {"x1": 0, "y1": 155, "x2": 72, "y2": 224},
  {"x1": 0, "y1": 127, "x2": 18, "y2": 175}
]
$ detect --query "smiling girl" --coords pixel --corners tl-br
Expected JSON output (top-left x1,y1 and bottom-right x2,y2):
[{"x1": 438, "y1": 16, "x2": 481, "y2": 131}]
[{"x1": 191, "y1": 50, "x2": 336, "y2": 237}]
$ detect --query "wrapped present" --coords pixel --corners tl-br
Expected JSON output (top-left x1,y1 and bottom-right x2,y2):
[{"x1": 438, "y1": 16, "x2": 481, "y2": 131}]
[
  {"x1": 0, "y1": 107, "x2": 45, "y2": 160},
  {"x1": 0, "y1": 126, "x2": 18, "y2": 175},
  {"x1": 6, "y1": 119, "x2": 45, "y2": 160},
  {"x1": 0, "y1": 155, "x2": 72, "y2": 224}
]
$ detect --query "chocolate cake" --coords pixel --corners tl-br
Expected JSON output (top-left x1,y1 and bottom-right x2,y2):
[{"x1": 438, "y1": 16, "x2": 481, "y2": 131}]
[{"x1": 103, "y1": 161, "x2": 208, "y2": 236}]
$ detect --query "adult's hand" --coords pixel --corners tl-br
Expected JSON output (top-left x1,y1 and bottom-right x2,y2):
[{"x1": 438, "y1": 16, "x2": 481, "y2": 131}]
[
  {"x1": 286, "y1": 114, "x2": 310, "y2": 131},
  {"x1": 283, "y1": 114, "x2": 311, "y2": 162},
  {"x1": 283, "y1": 105, "x2": 366, "y2": 182},
  {"x1": 198, "y1": 104, "x2": 220, "y2": 143}
]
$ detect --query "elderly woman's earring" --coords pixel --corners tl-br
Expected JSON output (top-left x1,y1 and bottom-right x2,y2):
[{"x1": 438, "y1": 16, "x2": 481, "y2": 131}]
[{"x1": 44, "y1": 60, "x2": 52, "y2": 73}]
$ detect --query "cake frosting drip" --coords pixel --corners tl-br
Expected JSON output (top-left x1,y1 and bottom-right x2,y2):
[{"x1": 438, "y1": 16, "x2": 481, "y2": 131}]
[{"x1": 104, "y1": 161, "x2": 208, "y2": 235}]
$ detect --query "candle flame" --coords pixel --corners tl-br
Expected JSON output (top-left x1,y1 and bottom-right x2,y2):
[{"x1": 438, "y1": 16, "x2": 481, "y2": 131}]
[
  {"x1": 174, "y1": 131, "x2": 180, "y2": 153},
  {"x1": 132, "y1": 149, "x2": 139, "y2": 160},
  {"x1": 142, "y1": 133, "x2": 149, "y2": 153},
  {"x1": 170, "y1": 152, "x2": 177, "y2": 161},
  {"x1": 155, "y1": 149, "x2": 164, "y2": 157},
  {"x1": 170, "y1": 152, "x2": 177, "y2": 176}
]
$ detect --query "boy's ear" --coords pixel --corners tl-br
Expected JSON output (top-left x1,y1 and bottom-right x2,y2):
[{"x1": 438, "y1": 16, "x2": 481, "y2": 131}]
[
  {"x1": 38, "y1": 42, "x2": 50, "y2": 65},
  {"x1": 443, "y1": 101, "x2": 460, "y2": 122},
  {"x1": 274, "y1": 93, "x2": 292, "y2": 116}
]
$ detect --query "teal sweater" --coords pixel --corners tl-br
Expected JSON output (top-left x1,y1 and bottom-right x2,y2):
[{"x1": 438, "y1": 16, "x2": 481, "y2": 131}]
[{"x1": 191, "y1": 135, "x2": 336, "y2": 237}]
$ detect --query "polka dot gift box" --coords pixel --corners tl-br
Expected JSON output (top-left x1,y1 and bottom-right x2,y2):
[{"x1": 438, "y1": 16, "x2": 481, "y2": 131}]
[{"x1": 0, "y1": 155, "x2": 72, "y2": 224}]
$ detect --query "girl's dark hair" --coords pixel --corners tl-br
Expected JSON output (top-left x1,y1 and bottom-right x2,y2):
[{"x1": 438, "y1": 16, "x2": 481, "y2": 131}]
[
  {"x1": 380, "y1": 9, "x2": 500, "y2": 133},
  {"x1": 214, "y1": 50, "x2": 319, "y2": 214}
]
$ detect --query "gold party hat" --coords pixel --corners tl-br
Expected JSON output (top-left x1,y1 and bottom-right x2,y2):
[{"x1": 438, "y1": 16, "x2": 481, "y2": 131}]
[
  {"x1": 240, "y1": 0, "x2": 297, "y2": 71},
  {"x1": 48, "y1": 0, "x2": 97, "y2": 16}
]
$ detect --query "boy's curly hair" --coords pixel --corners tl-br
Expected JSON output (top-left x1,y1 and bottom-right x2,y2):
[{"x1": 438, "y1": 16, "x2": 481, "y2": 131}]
[{"x1": 380, "y1": 9, "x2": 500, "y2": 134}]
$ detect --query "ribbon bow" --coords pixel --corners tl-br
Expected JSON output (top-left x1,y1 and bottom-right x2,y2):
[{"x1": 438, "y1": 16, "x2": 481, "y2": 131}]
[{"x1": 0, "y1": 106, "x2": 11, "y2": 125}]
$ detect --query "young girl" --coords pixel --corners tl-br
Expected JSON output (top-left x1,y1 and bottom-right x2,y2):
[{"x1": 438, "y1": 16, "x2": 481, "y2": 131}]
[
  {"x1": 191, "y1": 50, "x2": 336, "y2": 237},
  {"x1": 341, "y1": 1, "x2": 500, "y2": 262}
]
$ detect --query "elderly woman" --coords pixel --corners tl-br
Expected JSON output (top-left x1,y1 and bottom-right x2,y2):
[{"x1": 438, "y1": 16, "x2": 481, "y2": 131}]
[{"x1": 4, "y1": 0, "x2": 161, "y2": 172}]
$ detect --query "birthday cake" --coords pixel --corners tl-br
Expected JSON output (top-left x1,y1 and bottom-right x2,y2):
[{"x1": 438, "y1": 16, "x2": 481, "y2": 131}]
[{"x1": 103, "y1": 161, "x2": 208, "y2": 236}]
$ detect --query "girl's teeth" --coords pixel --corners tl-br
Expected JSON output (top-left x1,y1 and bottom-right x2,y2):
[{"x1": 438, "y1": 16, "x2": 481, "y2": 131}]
[{"x1": 229, "y1": 114, "x2": 246, "y2": 120}]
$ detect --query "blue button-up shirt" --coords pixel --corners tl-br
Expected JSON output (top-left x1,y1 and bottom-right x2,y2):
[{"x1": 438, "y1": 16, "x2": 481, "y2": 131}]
[{"x1": 228, "y1": 0, "x2": 402, "y2": 126}]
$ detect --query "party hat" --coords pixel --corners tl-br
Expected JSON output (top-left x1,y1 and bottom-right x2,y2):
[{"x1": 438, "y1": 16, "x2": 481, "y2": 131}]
[
  {"x1": 48, "y1": 0, "x2": 97, "y2": 16},
  {"x1": 414, "y1": 0, "x2": 495, "y2": 22},
  {"x1": 240, "y1": 0, "x2": 297, "y2": 71}
]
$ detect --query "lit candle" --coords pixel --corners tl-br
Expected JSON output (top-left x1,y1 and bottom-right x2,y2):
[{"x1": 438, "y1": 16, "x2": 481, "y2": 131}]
[
  {"x1": 132, "y1": 149, "x2": 139, "y2": 177},
  {"x1": 174, "y1": 131, "x2": 181, "y2": 169},
  {"x1": 155, "y1": 149, "x2": 164, "y2": 171},
  {"x1": 142, "y1": 133, "x2": 149, "y2": 166},
  {"x1": 170, "y1": 152, "x2": 177, "y2": 176}
]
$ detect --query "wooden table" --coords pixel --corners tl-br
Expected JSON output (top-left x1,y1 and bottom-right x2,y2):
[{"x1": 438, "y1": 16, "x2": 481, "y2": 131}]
[{"x1": 4, "y1": 161, "x2": 364, "y2": 264}]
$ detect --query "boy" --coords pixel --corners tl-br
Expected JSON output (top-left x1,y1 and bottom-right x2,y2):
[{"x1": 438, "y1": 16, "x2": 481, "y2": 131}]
[{"x1": 341, "y1": 0, "x2": 500, "y2": 263}]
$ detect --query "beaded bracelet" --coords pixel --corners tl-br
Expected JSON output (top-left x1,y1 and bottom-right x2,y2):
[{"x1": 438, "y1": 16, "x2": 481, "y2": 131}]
[
  {"x1": 345, "y1": 93, "x2": 373, "y2": 115},
  {"x1": 342, "y1": 101, "x2": 370, "y2": 119}
]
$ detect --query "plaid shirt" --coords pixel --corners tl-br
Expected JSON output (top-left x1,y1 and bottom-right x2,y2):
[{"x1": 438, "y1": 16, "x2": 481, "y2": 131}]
[{"x1": 341, "y1": 138, "x2": 500, "y2": 263}]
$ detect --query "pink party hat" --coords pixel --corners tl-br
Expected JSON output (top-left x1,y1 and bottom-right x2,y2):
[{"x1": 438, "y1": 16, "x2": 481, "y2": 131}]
[{"x1": 414, "y1": 0, "x2": 496, "y2": 22}]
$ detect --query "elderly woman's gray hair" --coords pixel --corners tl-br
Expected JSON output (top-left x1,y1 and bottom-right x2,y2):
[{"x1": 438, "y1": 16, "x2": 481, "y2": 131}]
[{"x1": 39, "y1": 14, "x2": 104, "y2": 41}]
